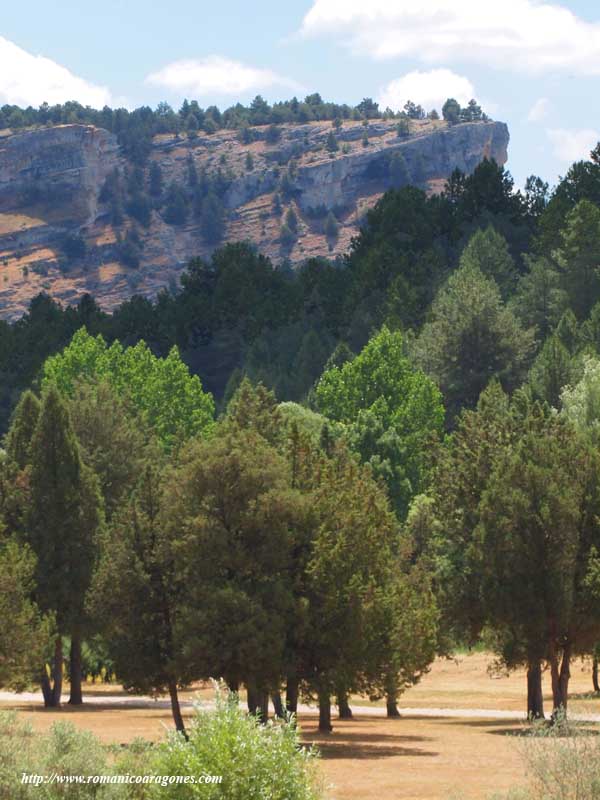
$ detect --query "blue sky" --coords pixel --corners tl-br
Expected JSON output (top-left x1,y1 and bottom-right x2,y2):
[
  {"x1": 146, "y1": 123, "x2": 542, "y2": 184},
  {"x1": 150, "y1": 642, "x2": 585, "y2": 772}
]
[{"x1": 3, "y1": 1, "x2": 600, "y2": 188}]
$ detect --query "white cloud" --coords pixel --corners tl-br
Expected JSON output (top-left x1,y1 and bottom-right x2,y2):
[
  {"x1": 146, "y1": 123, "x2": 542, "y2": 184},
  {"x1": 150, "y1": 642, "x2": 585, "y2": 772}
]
[
  {"x1": 527, "y1": 97, "x2": 551, "y2": 123},
  {"x1": 547, "y1": 128, "x2": 599, "y2": 163},
  {"x1": 378, "y1": 69, "x2": 475, "y2": 112},
  {"x1": 146, "y1": 56, "x2": 301, "y2": 97},
  {"x1": 0, "y1": 36, "x2": 112, "y2": 107},
  {"x1": 300, "y1": 0, "x2": 600, "y2": 75}
]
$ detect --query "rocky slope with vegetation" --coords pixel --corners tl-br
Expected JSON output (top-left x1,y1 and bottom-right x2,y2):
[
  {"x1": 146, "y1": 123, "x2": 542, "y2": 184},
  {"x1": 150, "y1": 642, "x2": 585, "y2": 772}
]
[{"x1": 0, "y1": 116, "x2": 508, "y2": 319}]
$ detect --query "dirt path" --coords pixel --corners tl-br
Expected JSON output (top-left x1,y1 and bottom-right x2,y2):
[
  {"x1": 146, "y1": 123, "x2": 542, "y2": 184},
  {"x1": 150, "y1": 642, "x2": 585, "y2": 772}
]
[{"x1": 2, "y1": 689, "x2": 600, "y2": 723}]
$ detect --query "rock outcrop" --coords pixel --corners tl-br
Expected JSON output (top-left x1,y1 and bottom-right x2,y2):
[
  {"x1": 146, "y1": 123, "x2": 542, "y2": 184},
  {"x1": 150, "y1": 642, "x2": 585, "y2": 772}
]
[{"x1": 0, "y1": 118, "x2": 509, "y2": 320}]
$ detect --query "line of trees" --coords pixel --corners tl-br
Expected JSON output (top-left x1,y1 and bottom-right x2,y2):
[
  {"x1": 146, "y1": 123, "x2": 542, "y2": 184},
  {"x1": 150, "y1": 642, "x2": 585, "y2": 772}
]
[
  {"x1": 4, "y1": 137, "x2": 600, "y2": 727},
  {"x1": 0, "y1": 332, "x2": 438, "y2": 735},
  {"x1": 0, "y1": 95, "x2": 489, "y2": 164}
]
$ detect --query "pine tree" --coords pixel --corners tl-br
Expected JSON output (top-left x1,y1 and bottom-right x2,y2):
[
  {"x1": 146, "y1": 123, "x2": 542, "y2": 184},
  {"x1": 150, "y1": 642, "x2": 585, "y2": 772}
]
[
  {"x1": 415, "y1": 264, "x2": 535, "y2": 419},
  {"x1": 555, "y1": 200, "x2": 600, "y2": 319},
  {"x1": 459, "y1": 226, "x2": 517, "y2": 299}
]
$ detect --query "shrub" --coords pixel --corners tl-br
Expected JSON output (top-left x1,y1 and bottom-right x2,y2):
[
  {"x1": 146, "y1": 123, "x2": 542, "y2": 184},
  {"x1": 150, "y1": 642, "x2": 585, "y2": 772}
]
[
  {"x1": 491, "y1": 714, "x2": 600, "y2": 800},
  {"x1": 280, "y1": 223, "x2": 296, "y2": 248},
  {"x1": 265, "y1": 124, "x2": 281, "y2": 144},
  {"x1": 0, "y1": 711, "x2": 126, "y2": 799},
  {"x1": 149, "y1": 687, "x2": 323, "y2": 800},
  {"x1": 324, "y1": 211, "x2": 338, "y2": 240}
]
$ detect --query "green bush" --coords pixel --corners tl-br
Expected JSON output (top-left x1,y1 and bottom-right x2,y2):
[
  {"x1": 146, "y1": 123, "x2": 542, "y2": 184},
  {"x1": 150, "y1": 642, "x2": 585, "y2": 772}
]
[
  {"x1": 0, "y1": 691, "x2": 324, "y2": 800},
  {"x1": 148, "y1": 688, "x2": 323, "y2": 800}
]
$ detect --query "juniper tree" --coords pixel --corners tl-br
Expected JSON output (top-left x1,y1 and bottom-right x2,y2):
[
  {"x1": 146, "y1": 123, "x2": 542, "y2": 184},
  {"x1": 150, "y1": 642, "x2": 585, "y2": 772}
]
[
  {"x1": 5, "y1": 390, "x2": 40, "y2": 470},
  {"x1": 26, "y1": 386, "x2": 103, "y2": 707},
  {"x1": 476, "y1": 409, "x2": 600, "y2": 717},
  {"x1": 0, "y1": 537, "x2": 51, "y2": 691},
  {"x1": 90, "y1": 463, "x2": 193, "y2": 734},
  {"x1": 165, "y1": 425, "x2": 303, "y2": 723}
]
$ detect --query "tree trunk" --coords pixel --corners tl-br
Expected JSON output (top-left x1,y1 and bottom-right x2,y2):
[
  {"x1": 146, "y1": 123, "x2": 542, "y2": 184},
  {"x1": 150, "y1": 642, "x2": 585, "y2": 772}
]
[
  {"x1": 550, "y1": 640, "x2": 571, "y2": 720},
  {"x1": 526, "y1": 661, "x2": 544, "y2": 720},
  {"x1": 227, "y1": 679, "x2": 239, "y2": 694},
  {"x1": 68, "y1": 634, "x2": 83, "y2": 705},
  {"x1": 247, "y1": 683, "x2": 258, "y2": 715},
  {"x1": 386, "y1": 693, "x2": 401, "y2": 718},
  {"x1": 593, "y1": 656, "x2": 599, "y2": 693},
  {"x1": 286, "y1": 676, "x2": 299, "y2": 715},
  {"x1": 41, "y1": 667, "x2": 52, "y2": 707},
  {"x1": 336, "y1": 687, "x2": 353, "y2": 719},
  {"x1": 318, "y1": 688, "x2": 332, "y2": 733},
  {"x1": 558, "y1": 642, "x2": 571, "y2": 712},
  {"x1": 272, "y1": 692, "x2": 285, "y2": 718},
  {"x1": 385, "y1": 672, "x2": 401, "y2": 717},
  {"x1": 50, "y1": 636, "x2": 63, "y2": 707},
  {"x1": 258, "y1": 691, "x2": 269, "y2": 724},
  {"x1": 168, "y1": 680, "x2": 187, "y2": 738}
]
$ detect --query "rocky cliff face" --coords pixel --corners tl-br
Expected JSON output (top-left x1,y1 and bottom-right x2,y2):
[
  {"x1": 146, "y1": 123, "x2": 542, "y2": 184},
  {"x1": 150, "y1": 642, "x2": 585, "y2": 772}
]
[
  {"x1": 0, "y1": 125, "x2": 118, "y2": 220},
  {"x1": 0, "y1": 118, "x2": 508, "y2": 320}
]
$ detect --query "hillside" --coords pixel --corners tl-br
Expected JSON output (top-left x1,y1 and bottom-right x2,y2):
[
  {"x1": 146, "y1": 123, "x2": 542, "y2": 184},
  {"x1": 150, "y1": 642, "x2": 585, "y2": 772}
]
[{"x1": 0, "y1": 117, "x2": 509, "y2": 320}]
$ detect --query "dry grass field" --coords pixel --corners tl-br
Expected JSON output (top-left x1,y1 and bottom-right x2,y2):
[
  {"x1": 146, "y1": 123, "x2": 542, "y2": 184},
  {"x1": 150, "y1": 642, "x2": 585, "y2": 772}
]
[{"x1": 3, "y1": 652, "x2": 600, "y2": 800}]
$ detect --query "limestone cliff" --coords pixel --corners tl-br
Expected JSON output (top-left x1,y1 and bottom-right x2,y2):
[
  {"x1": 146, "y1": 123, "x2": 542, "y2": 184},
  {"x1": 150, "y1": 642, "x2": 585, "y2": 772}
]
[{"x1": 0, "y1": 118, "x2": 508, "y2": 320}]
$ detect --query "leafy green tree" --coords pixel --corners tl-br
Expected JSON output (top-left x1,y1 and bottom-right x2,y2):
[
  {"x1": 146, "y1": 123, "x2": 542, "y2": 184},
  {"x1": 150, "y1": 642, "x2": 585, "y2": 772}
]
[
  {"x1": 554, "y1": 199, "x2": 600, "y2": 319},
  {"x1": 459, "y1": 226, "x2": 517, "y2": 299},
  {"x1": 561, "y1": 356, "x2": 600, "y2": 441},
  {"x1": 414, "y1": 263, "x2": 535, "y2": 419},
  {"x1": 316, "y1": 327, "x2": 444, "y2": 519},
  {"x1": 42, "y1": 328, "x2": 215, "y2": 450},
  {"x1": 67, "y1": 380, "x2": 152, "y2": 520},
  {"x1": 26, "y1": 386, "x2": 103, "y2": 707}
]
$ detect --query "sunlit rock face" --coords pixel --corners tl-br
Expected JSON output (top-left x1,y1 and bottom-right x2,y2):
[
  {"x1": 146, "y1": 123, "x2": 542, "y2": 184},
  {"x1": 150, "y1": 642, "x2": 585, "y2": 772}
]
[{"x1": 0, "y1": 118, "x2": 509, "y2": 320}]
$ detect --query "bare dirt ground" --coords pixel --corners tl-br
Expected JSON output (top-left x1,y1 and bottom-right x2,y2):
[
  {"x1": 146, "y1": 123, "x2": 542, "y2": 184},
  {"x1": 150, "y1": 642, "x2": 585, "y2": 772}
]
[{"x1": 2, "y1": 652, "x2": 600, "y2": 799}]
